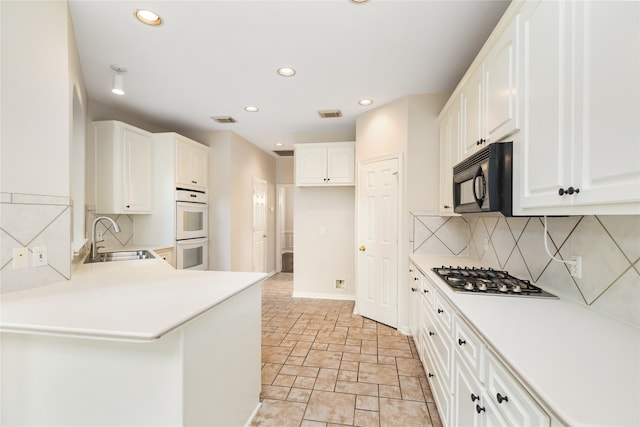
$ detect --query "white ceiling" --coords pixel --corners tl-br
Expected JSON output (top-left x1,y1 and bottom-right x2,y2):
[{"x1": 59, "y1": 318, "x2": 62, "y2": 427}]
[{"x1": 69, "y1": 0, "x2": 510, "y2": 155}]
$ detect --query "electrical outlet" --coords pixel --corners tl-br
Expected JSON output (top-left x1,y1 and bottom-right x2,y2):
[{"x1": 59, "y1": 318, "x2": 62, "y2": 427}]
[
  {"x1": 33, "y1": 246, "x2": 48, "y2": 267},
  {"x1": 96, "y1": 230, "x2": 104, "y2": 241},
  {"x1": 335, "y1": 279, "x2": 345, "y2": 290},
  {"x1": 12, "y1": 248, "x2": 29, "y2": 269},
  {"x1": 570, "y1": 255, "x2": 582, "y2": 278}
]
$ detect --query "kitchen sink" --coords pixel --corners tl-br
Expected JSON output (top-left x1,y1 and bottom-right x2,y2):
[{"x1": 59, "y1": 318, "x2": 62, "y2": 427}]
[{"x1": 84, "y1": 250, "x2": 156, "y2": 264}]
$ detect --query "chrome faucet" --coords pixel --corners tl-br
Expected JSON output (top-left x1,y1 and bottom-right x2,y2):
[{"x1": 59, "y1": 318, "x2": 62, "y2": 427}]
[{"x1": 90, "y1": 216, "x2": 121, "y2": 259}]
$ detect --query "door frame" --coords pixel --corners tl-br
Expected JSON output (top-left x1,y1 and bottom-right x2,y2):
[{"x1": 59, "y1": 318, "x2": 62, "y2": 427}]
[
  {"x1": 252, "y1": 177, "x2": 268, "y2": 273},
  {"x1": 354, "y1": 152, "x2": 403, "y2": 329},
  {"x1": 275, "y1": 184, "x2": 294, "y2": 273}
]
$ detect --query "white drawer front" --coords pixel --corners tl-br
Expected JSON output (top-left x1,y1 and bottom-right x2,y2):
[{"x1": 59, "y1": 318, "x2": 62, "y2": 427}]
[
  {"x1": 454, "y1": 317, "x2": 485, "y2": 378},
  {"x1": 485, "y1": 352, "x2": 550, "y2": 427},
  {"x1": 433, "y1": 294, "x2": 454, "y2": 334}
]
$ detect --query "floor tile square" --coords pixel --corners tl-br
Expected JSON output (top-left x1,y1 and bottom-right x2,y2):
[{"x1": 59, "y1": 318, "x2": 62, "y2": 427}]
[
  {"x1": 355, "y1": 409, "x2": 380, "y2": 427},
  {"x1": 251, "y1": 399, "x2": 306, "y2": 427},
  {"x1": 379, "y1": 397, "x2": 432, "y2": 426},
  {"x1": 358, "y1": 362, "x2": 399, "y2": 386},
  {"x1": 356, "y1": 395, "x2": 379, "y2": 411},
  {"x1": 304, "y1": 349, "x2": 343, "y2": 369},
  {"x1": 304, "y1": 390, "x2": 356, "y2": 425},
  {"x1": 287, "y1": 387, "x2": 313, "y2": 403}
]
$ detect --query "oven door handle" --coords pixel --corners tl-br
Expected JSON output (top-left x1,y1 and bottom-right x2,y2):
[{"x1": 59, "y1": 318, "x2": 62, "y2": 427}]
[{"x1": 472, "y1": 166, "x2": 486, "y2": 208}]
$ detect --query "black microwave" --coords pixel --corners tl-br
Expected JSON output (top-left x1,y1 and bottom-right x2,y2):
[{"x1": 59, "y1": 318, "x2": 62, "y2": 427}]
[{"x1": 453, "y1": 142, "x2": 513, "y2": 216}]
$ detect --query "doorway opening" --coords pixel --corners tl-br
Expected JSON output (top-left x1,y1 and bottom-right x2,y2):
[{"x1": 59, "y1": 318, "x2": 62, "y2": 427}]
[{"x1": 276, "y1": 184, "x2": 294, "y2": 273}]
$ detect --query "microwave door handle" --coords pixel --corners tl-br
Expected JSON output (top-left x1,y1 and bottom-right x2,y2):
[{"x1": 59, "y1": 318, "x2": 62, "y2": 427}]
[{"x1": 472, "y1": 167, "x2": 486, "y2": 208}]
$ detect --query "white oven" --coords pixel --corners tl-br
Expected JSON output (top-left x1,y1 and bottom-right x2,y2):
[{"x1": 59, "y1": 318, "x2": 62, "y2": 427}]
[
  {"x1": 176, "y1": 237, "x2": 208, "y2": 270},
  {"x1": 176, "y1": 190, "x2": 208, "y2": 241}
]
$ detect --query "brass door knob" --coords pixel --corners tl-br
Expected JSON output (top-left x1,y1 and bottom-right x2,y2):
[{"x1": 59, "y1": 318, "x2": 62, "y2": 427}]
[{"x1": 359, "y1": 246, "x2": 366, "y2": 252}]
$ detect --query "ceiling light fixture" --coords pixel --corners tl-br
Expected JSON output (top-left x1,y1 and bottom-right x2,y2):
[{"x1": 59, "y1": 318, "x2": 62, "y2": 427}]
[
  {"x1": 350, "y1": 0, "x2": 369, "y2": 3},
  {"x1": 277, "y1": 67, "x2": 296, "y2": 77},
  {"x1": 111, "y1": 65, "x2": 126, "y2": 95},
  {"x1": 358, "y1": 99, "x2": 373, "y2": 106},
  {"x1": 245, "y1": 106, "x2": 259, "y2": 112},
  {"x1": 275, "y1": 142, "x2": 284, "y2": 147},
  {"x1": 135, "y1": 9, "x2": 163, "y2": 26}
]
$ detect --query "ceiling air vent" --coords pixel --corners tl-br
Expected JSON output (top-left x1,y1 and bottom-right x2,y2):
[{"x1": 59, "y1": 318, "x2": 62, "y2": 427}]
[
  {"x1": 318, "y1": 109, "x2": 342, "y2": 119},
  {"x1": 273, "y1": 150, "x2": 294, "y2": 157},
  {"x1": 211, "y1": 116, "x2": 237, "y2": 124}
]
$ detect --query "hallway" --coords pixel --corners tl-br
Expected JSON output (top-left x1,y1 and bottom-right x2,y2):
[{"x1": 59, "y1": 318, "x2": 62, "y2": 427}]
[{"x1": 251, "y1": 273, "x2": 442, "y2": 427}]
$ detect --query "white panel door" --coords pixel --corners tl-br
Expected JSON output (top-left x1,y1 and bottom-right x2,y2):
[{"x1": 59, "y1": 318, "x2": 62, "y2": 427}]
[
  {"x1": 356, "y1": 157, "x2": 399, "y2": 328},
  {"x1": 123, "y1": 127, "x2": 152, "y2": 212},
  {"x1": 252, "y1": 178, "x2": 267, "y2": 273}
]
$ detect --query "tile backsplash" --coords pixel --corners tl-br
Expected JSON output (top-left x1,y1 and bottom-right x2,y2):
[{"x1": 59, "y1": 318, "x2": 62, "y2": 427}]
[
  {"x1": 1, "y1": 193, "x2": 72, "y2": 294},
  {"x1": 410, "y1": 213, "x2": 640, "y2": 328},
  {"x1": 85, "y1": 207, "x2": 134, "y2": 250}
]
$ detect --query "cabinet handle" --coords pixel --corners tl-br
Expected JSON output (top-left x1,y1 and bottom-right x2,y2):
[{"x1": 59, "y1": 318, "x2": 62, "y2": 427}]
[
  {"x1": 411, "y1": 287, "x2": 418, "y2": 292},
  {"x1": 414, "y1": 277, "x2": 420, "y2": 281},
  {"x1": 125, "y1": 205, "x2": 131, "y2": 208},
  {"x1": 190, "y1": 194, "x2": 197, "y2": 198},
  {"x1": 437, "y1": 308, "x2": 444, "y2": 314},
  {"x1": 476, "y1": 405, "x2": 486, "y2": 414},
  {"x1": 191, "y1": 180, "x2": 197, "y2": 184},
  {"x1": 428, "y1": 331, "x2": 435, "y2": 336},
  {"x1": 428, "y1": 373, "x2": 434, "y2": 378},
  {"x1": 409, "y1": 269, "x2": 414, "y2": 273},
  {"x1": 443, "y1": 205, "x2": 451, "y2": 209},
  {"x1": 458, "y1": 338, "x2": 466, "y2": 346},
  {"x1": 496, "y1": 393, "x2": 509, "y2": 404},
  {"x1": 423, "y1": 289, "x2": 429, "y2": 294},
  {"x1": 558, "y1": 186, "x2": 580, "y2": 196},
  {"x1": 470, "y1": 393, "x2": 480, "y2": 402}
]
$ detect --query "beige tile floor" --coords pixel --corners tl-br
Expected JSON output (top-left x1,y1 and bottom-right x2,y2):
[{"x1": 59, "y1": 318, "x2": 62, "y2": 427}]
[{"x1": 251, "y1": 273, "x2": 443, "y2": 427}]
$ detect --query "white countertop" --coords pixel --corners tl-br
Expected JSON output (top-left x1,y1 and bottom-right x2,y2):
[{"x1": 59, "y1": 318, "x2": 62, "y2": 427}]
[
  {"x1": 0, "y1": 256, "x2": 266, "y2": 342},
  {"x1": 410, "y1": 254, "x2": 640, "y2": 427}
]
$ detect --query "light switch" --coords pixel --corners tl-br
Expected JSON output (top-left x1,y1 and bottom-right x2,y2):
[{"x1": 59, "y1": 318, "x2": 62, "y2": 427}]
[
  {"x1": 320, "y1": 227, "x2": 327, "y2": 236},
  {"x1": 12, "y1": 248, "x2": 29, "y2": 269},
  {"x1": 33, "y1": 246, "x2": 48, "y2": 267}
]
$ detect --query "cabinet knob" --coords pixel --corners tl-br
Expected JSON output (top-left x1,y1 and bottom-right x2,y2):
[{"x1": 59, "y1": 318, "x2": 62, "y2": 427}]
[
  {"x1": 458, "y1": 338, "x2": 466, "y2": 346},
  {"x1": 496, "y1": 393, "x2": 509, "y2": 404},
  {"x1": 428, "y1": 373, "x2": 434, "y2": 378},
  {"x1": 423, "y1": 289, "x2": 429, "y2": 294},
  {"x1": 476, "y1": 405, "x2": 486, "y2": 414},
  {"x1": 125, "y1": 205, "x2": 130, "y2": 208},
  {"x1": 414, "y1": 277, "x2": 419, "y2": 281},
  {"x1": 191, "y1": 180, "x2": 197, "y2": 184},
  {"x1": 359, "y1": 246, "x2": 366, "y2": 252},
  {"x1": 437, "y1": 308, "x2": 444, "y2": 314},
  {"x1": 443, "y1": 205, "x2": 451, "y2": 209},
  {"x1": 428, "y1": 331, "x2": 435, "y2": 336},
  {"x1": 470, "y1": 393, "x2": 480, "y2": 402},
  {"x1": 411, "y1": 287, "x2": 418, "y2": 292},
  {"x1": 558, "y1": 186, "x2": 580, "y2": 196}
]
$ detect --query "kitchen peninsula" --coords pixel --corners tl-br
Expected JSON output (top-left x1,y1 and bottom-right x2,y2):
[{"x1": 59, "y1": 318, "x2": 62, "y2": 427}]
[{"x1": 1, "y1": 255, "x2": 265, "y2": 426}]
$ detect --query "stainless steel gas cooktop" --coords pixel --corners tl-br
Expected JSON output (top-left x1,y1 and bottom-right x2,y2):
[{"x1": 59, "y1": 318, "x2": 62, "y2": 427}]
[{"x1": 432, "y1": 266, "x2": 557, "y2": 298}]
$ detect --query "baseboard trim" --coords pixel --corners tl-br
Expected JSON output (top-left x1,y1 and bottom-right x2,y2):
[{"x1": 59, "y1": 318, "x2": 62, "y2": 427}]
[
  {"x1": 292, "y1": 291, "x2": 356, "y2": 301},
  {"x1": 244, "y1": 402, "x2": 262, "y2": 427}
]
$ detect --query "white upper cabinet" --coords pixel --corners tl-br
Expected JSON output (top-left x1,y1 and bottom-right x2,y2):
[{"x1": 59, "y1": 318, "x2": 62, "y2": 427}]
[
  {"x1": 175, "y1": 136, "x2": 208, "y2": 191},
  {"x1": 516, "y1": 0, "x2": 640, "y2": 215},
  {"x1": 94, "y1": 121, "x2": 152, "y2": 214},
  {"x1": 439, "y1": 98, "x2": 461, "y2": 215},
  {"x1": 460, "y1": 67, "x2": 486, "y2": 159},
  {"x1": 295, "y1": 142, "x2": 355, "y2": 186},
  {"x1": 484, "y1": 18, "x2": 519, "y2": 144}
]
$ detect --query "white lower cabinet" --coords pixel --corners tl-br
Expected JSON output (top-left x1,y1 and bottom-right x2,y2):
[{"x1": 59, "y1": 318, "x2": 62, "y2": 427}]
[{"x1": 410, "y1": 263, "x2": 552, "y2": 427}]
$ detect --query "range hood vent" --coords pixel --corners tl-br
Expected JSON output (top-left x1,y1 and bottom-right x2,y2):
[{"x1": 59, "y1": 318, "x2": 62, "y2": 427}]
[
  {"x1": 318, "y1": 109, "x2": 342, "y2": 119},
  {"x1": 211, "y1": 116, "x2": 237, "y2": 124},
  {"x1": 273, "y1": 150, "x2": 294, "y2": 157}
]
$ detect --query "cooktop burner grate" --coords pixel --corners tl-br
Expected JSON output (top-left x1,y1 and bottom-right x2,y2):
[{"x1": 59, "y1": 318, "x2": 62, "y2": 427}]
[{"x1": 431, "y1": 266, "x2": 556, "y2": 298}]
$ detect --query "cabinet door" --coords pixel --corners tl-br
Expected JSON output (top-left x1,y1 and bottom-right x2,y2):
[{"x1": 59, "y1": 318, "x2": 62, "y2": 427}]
[
  {"x1": 439, "y1": 100, "x2": 461, "y2": 215},
  {"x1": 175, "y1": 142, "x2": 194, "y2": 188},
  {"x1": 122, "y1": 127, "x2": 152, "y2": 213},
  {"x1": 461, "y1": 67, "x2": 485, "y2": 159},
  {"x1": 517, "y1": 0, "x2": 573, "y2": 209},
  {"x1": 485, "y1": 18, "x2": 519, "y2": 143},
  {"x1": 454, "y1": 354, "x2": 484, "y2": 427},
  {"x1": 326, "y1": 145, "x2": 355, "y2": 185},
  {"x1": 572, "y1": 1, "x2": 640, "y2": 207},
  {"x1": 296, "y1": 146, "x2": 327, "y2": 185},
  {"x1": 408, "y1": 266, "x2": 422, "y2": 341},
  {"x1": 190, "y1": 145, "x2": 208, "y2": 190}
]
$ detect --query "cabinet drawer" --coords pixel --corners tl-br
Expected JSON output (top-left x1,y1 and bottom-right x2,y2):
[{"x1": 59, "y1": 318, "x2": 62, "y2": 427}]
[
  {"x1": 433, "y1": 294, "x2": 454, "y2": 334},
  {"x1": 485, "y1": 351, "x2": 550, "y2": 427},
  {"x1": 424, "y1": 342, "x2": 452, "y2": 427},
  {"x1": 420, "y1": 275, "x2": 436, "y2": 308},
  {"x1": 423, "y1": 306, "x2": 453, "y2": 390},
  {"x1": 453, "y1": 317, "x2": 485, "y2": 378}
]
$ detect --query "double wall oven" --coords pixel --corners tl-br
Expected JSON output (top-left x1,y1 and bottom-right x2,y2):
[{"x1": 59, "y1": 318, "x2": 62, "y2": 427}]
[{"x1": 175, "y1": 189, "x2": 208, "y2": 270}]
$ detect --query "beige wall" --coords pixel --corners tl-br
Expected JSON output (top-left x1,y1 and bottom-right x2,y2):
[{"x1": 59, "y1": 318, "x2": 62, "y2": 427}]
[
  {"x1": 276, "y1": 157, "x2": 294, "y2": 184},
  {"x1": 193, "y1": 130, "x2": 276, "y2": 273},
  {"x1": 294, "y1": 186, "x2": 355, "y2": 298}
]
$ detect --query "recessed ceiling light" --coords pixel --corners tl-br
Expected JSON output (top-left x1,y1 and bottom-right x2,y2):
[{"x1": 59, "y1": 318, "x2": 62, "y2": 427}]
[
  {"x1": 350, "y1": 0, "x2": 369, "y2": 3},
  {"x1": 277, "y1": 67, "x2": 296, "y2": 77},
  {"x1": 358, "y1": 99, "x2": 373, "y2": 106},
  {"x1": 135, "y1": 9, "x2": 162, "y2": 26},
  {"x1": 275, "y1": 143, "x2": 284, "y2": 147},
  {"x1": 245, "y1": 106, "x2": 259, "y2": 112}
]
